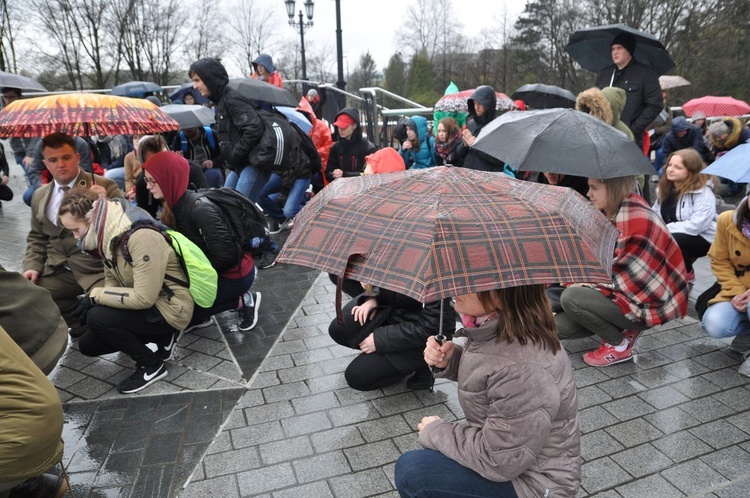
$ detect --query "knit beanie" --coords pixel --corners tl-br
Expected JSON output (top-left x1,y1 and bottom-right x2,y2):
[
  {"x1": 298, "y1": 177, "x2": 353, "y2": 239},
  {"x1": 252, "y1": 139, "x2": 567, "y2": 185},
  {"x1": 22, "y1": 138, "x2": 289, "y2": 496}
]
[{"x1": 611, "y1": 33, "x2": 636, "y2": 56}]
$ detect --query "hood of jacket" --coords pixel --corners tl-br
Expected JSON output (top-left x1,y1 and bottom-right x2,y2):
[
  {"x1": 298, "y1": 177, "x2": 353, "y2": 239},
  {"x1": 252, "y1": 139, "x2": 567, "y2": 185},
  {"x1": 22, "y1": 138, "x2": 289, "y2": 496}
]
[
  {"x1": 252, "y1": 54, "x2": 276, "y2": 74},
  {"x1": 409, "y1": 115, "x2": 429, "y2": 141},
  {"x1": 335, "y1": 107, "x2": 363, "y2": 143},
  {"x1": 602, "y1": 87, "x2": 627, "y2": 126},
  {"x1": 712, "y1": 116, "x2": 749, "y2": 150},
  {"x1": 189, "y1": 58, "x2": 228, "y2": 103},
  {"x1": 296, "y1": 97, "x2": 317, "y2": 125},
  {"x1": 468, "y1": 86, "x2": 497, "y2": 124},
  {"x1": 671, "y1": 116, "x2": 692, "y2": 133},
  {"x1": 141, "y1": 151, "x2": 190, "y2": 208},
  {"x1": 576, "y1": 87, "x2": 613, "y2": 126}
]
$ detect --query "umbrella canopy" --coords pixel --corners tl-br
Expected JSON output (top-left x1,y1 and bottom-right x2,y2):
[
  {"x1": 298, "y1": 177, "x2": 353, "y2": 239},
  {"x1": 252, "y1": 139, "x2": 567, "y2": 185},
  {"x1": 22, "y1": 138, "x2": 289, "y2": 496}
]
[
  {"x1": 682, "y1": 96, "x2": 750, "y2": 118},
  {"x1": 702, "y1": 144, "x2": 750, "y2": 183},
  {"x1": 0, "y1": 71, "x2": 47, "y2": 92},
  {"x1": 472, "y1": 108, "x2": 655, "y2": 179},
  {"x1": 276, "y1": 106, "x2": 312, "y2": 134},
  {"x1": 160, "y1": 104, "x2": 215, "y2": 129},
  {"x1": 168, "y1": 82, "x2": 210, "y2": 105},
  {"x1": 433, "y1": 89, "x2": 515, "y2": 114},
  {"x1": 227, "y1": 78, "x2": 297, "y2": 107},
  {"x1": 659, "y1": 75, "x2": 691, "y2": 90},
  {"x1": 565, "y1": 23, "x2": 675, "y2": 75},
  {"x1": 111, "y1": 80, "x2": 163, "y2": 97},
  {"x1": 0, "y1": 93, "x2": 179, "y2": 137},
  {"x1": 277, "y1": 166, "x2": 618, "y2": 303},
  {"x1": 511, "y1": 83, "x2": 576, "y2": 109}
]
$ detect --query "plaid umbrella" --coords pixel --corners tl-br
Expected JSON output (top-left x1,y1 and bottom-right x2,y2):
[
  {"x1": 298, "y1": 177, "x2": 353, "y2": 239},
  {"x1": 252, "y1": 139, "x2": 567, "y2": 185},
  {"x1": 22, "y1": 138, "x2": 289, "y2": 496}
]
[
  {"x1": 0, "y1": 93, "x2": 179, "y2": 137},
  {"x1": 682, "y1": 96, "x2": 750, "y2": 118},
  {"x1": 277, "y1": 167, "x2": 617, "y2": 304}
]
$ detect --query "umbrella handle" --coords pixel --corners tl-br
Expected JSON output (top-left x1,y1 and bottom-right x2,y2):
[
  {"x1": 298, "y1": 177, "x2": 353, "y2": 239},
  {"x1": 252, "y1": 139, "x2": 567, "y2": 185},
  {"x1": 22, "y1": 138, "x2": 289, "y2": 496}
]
[{"x1": 429, "y1": 299, "x2": 446, "y2": 392}]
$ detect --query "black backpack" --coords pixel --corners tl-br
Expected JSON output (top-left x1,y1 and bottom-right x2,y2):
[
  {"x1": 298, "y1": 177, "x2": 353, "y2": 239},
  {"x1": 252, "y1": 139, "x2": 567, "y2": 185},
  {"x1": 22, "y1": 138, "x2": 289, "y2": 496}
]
[
  {"x1": 289, "y1": 121, "x2": 322, "y2": 176},
  {"x1": 249, "y1": 108, "x2": 298, "y2": 171},
  {"x1": 194, "y1": 187, "x2": 268, "y2": 256}
]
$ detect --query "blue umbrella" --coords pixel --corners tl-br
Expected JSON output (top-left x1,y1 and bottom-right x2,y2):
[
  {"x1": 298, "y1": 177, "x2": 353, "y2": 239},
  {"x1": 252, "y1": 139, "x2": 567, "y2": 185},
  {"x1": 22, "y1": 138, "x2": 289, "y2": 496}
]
[
  {"x1": 111, "y1": 80, "x2": 163, "y2": 97},
  {"x1": 276, "y1": 106, "x2": 312, "y2": 134},
  {"x1": 169, "y1": 82, "x2": 210, "y2": 105},
  {"x1": 702, "y1": 144, "x2": 750, "y2": 183}
]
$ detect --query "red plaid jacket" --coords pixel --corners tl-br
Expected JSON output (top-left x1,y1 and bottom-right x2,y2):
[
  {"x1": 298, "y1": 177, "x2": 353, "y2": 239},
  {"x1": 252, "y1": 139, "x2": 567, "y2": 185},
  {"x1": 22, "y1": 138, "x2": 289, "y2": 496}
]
[{"x1": 596, "y1": 193, "x2": 689, "y2": 327}]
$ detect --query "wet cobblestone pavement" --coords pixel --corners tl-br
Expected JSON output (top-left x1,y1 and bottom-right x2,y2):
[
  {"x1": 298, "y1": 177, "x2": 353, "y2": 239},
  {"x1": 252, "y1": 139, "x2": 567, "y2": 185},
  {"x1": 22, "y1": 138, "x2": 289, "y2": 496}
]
[{"x1": 2, "y1": 151, "x2": 750, "y2": 497}]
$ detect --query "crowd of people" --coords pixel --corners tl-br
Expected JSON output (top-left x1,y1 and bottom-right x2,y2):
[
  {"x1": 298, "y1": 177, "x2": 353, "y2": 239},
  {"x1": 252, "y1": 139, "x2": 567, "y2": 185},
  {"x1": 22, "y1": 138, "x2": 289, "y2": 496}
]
[{"x1": 2, "y1": 34, "x2": 750, "y2": 497}]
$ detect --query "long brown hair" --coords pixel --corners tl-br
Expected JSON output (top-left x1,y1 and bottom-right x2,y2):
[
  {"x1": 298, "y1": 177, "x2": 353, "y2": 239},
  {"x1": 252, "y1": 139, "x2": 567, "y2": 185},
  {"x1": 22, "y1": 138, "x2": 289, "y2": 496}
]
[
  {"x1": 437, "y1": 117, "x2": 459, "y2": 142},
  {"x1": 476, "y1": 285, "x2": 560, "y2": 353},
  {"x1": 601, "y1": 175, "x2": 637, "y2": 219},
  {"x1": 657, "y1": 148, "x2": 708, "y2": 204}
]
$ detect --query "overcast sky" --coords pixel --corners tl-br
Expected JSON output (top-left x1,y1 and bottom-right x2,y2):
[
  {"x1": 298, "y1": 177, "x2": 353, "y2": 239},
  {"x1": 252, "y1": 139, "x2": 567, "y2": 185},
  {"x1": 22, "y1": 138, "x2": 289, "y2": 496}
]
[{"x1": 271, "y1": 0, "x2": 528, "y2": 72}]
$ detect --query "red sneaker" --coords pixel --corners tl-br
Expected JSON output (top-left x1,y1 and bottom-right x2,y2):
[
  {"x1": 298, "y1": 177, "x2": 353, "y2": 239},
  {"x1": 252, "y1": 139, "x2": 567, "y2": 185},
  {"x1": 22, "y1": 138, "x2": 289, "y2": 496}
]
[{"x1": 582, "y1": 333, "x2": 640, "y2": 367}]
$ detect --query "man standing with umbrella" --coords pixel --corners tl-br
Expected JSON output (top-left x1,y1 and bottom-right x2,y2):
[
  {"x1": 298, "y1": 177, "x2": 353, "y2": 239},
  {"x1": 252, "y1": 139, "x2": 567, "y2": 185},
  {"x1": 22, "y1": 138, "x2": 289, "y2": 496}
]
[{"x1": 595, "y1": 33, "x2": 662, "y2": 151}]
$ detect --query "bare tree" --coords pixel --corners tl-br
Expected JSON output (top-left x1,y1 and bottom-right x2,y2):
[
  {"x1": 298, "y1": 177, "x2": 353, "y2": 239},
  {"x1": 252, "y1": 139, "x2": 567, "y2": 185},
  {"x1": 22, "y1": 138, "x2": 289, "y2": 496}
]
[
  {"x1": 228, "y1": 0, "x2": 279, "y2": 77},
  {"x1": 0, "y1": 0, "x2": 20, "y2": 72},
  {"x1": 184, "y1": 6, "x2": 227, "y2": 62},
  {"x1": 30, "y1": 0, "x2": 86, "y2": 89}
]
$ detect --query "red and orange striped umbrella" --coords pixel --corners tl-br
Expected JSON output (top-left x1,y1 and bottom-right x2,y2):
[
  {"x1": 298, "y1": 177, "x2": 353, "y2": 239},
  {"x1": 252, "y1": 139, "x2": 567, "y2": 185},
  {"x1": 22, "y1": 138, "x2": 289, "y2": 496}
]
[{"x1": 0, "y1": 93, "x2": 179, "y2": 137}]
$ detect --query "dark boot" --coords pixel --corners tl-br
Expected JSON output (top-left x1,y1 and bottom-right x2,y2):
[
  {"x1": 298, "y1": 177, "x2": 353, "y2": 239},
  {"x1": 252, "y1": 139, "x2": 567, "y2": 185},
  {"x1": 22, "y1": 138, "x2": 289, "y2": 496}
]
[
  {"x1": 9, "y1": 473, "x2": 68, "y2": 498},
  {"x1": 406, "y1": 365, "x2": 433, "y2": 390}
]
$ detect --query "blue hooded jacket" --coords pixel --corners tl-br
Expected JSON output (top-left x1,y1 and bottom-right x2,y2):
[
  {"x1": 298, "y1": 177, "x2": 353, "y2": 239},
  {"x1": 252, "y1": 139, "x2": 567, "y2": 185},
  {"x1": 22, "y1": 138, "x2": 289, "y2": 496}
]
[{"x1": 398, "y1": 115, "x2": 436, "y2": 169}]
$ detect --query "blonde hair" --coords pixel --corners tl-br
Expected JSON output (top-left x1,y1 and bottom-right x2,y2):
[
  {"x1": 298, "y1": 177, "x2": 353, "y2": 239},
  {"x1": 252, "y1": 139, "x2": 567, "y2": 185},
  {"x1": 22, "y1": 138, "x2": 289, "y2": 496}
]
[
  {"x1": 477, "y1": 285, "x2": 560, "y2": 353},
  {"x1": 658, "y1": 148, "x2": 708, "y2": 204},
  {"x1": 59, "y1": 188, "x2": 98, "y2": 220},
  {"x1": 600, "y1": 176, "x2": 637, "y2": 218}
]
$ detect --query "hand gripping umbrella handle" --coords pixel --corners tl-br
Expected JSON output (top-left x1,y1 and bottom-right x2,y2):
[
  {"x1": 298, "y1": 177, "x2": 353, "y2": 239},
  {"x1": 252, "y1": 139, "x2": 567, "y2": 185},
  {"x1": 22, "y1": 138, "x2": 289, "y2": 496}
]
[{"x1": 429, "y1": 299, "x2": 446, "y2": 392}]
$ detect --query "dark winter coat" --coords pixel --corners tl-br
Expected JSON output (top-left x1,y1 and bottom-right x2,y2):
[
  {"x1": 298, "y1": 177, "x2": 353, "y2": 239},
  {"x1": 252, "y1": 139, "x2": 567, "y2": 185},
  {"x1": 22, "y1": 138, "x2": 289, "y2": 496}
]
[
  {"x1": 710, "y1": 117, "x2": 750, "y2": 155},
  {"x1": 398, "y1": 115, "x2": 436, "y2": 169},
  {"x1": 325, "y1": 107, "x2": 377, "y2": 182},
  {"x1": 662, "y1": 118, "x2": 712, "y2": 163},
  {"x1": 596, "y1": 59, "x2": 662, "y2": 145},
  {"x1": 189, "y1": 58, "x2": 264, "y2": 172},
  {"x1": 453, "y1": 86, "x2": 506, "y2": 172}
]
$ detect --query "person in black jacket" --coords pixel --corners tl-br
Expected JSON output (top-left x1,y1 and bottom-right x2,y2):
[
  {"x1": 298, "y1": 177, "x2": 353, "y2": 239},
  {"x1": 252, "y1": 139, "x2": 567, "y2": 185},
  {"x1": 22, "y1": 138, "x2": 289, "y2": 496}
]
[
  {"x1": 452, "y1": 86, "x2": 507, "y2": 172},
  {"x1": 189, "y1": 58, "x2": 267, "y2": 202},
  {"x1": 595, "y1": 32, "x2": 662, "y2": 150},
  {"x1": 169, "y1": 126, "x2": 226, "y2": 188},
  {"x1": 142, "y1": 151, "x2": 262, "y2": 332},
  {"x1": 661, "y1": 117, "x2": 712, "y2": 164},
  {"x1": 329, "y1": 286, "x2": 455, "y2": 391},
  {"x1": 0, "y1": 142, "x2": 12, "y2": 207},
  {"x1": 324, "y1": 108, "x2": 377, "y2": 183}
]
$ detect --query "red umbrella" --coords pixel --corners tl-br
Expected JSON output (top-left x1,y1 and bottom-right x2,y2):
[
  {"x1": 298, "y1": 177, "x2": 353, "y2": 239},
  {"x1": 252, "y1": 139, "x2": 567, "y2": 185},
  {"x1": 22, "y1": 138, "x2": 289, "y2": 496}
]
[
  {"x1": 0, "y1": 93, "x2": 179, "y2": 137},
  {"x1": 433, "y1": 89, "x2": 515, "y2": 114},
  {"x1": 277, "y1": 167, "x2": 617, "y2": 305},
  {"x1": 682, "y1": 96, "x2": 750, "y2": 118}
]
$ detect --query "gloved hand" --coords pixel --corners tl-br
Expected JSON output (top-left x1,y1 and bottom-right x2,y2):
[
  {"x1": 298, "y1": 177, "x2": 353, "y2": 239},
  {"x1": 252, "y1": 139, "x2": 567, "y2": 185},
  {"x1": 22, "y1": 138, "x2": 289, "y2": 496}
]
[{"x1": 72, "y1": 295, "x2": 96, "y2": 326}]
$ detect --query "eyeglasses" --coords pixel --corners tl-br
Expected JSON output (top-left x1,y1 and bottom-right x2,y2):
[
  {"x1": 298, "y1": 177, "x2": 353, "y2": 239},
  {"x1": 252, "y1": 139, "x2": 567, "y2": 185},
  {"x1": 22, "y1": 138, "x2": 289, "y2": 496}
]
[{"x1": 145, "y1": 177, "x2": 158, "y2": 186}]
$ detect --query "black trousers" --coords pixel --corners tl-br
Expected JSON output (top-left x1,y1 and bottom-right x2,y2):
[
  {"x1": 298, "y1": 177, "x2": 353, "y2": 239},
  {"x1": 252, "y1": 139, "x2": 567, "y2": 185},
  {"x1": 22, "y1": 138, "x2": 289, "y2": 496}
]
[
  {"x1": 672, "y1": 232, "x2": 711, "y2": 271},
  {"x1": 79, "y1": 305, "x2": 177, "y2": 367},
  {"x1": 329, "y1": 299, "x2": 425, "y2": 391}
]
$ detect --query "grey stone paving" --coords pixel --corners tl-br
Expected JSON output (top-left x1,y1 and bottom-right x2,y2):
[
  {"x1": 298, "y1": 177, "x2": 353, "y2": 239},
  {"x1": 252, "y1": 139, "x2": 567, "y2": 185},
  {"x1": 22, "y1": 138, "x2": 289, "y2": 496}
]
[{"x1": 2, "y1": 144, "x2": 750, "y2": 497}]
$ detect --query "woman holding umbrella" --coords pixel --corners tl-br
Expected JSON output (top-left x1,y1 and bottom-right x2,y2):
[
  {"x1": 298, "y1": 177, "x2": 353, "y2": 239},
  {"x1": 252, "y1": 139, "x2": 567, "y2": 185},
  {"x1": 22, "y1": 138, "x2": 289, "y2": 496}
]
[
  {"x1": 395, "y1": 285, "x2": 580, "y2": 497},
  {"x1": 555, "y1": 175, "x2": 689, "y2": 366}
]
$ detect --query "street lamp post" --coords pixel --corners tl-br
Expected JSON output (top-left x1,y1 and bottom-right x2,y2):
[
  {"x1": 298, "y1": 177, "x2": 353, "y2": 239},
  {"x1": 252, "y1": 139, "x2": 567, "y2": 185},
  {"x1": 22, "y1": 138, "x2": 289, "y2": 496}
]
[{"x1": 284, "y1": 0, "x2": 314, "y2": 82}]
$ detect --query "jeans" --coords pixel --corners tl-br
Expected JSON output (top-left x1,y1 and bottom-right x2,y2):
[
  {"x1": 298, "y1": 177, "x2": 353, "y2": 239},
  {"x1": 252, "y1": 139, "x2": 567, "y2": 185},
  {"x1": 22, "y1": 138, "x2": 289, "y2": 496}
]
[
  {"x1": 225, "y1": 166, "x2": 270, "y2": 203},
  {"x1": 395, "y1": 449, "x2": 519, "y2": 498},
  {"x1": 23, "y1": 183, "x2": 39, "y2": 206},
  {"x1": 190, "y1": 267, "x2": 256, "y2": 326},
  {"x1": 702, "y1": 301, "x2": 750, "y2": 339},
  {"x1": 654, "y1": 147, "x2": 665, "y2": 175},
  {"x1": 105, "y1": 167, "x2": 126, "y2": 191},
  {"x1": 257, "y1": 173, "x2": 310, "y2": 221}
]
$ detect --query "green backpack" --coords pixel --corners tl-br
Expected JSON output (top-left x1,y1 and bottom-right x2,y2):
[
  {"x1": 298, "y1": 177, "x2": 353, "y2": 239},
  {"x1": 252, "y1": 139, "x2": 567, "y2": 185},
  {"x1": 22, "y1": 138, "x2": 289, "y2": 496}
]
[{"x1": 119, "y1": 221, "x2": 218, "y2": 308}]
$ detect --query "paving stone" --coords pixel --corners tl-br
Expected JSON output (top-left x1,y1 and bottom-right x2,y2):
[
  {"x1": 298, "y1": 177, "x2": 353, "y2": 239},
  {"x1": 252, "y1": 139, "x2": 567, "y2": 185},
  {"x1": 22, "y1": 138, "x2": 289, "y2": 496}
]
[
  {"x1": 727, "y1": 410, "x2": 750, "y2": 434},
  {"x1": 231, "y1": 420, "x2": 286, "y2": 449},
  {"x1": 303, "y1": 334, "x2": 337, "y2": 350},
  {"x1": 602, "y1": 396, "x2": 657, "y2": 421},
  {"x1": 259, "y1": 355, "x2": 295, "y2": 372},
  {"x1": 328, "y1": 468, "x2": 394, "y2": 498},
  {"x1": 714, "y1": 387, "x2": 750, "y2": 411},
  {"x1": 181, "y1": 475, "x2": 240, "y2": 498},
  {"x1": 661, "y1": 459, "x2": 729, "y2": 494},
  {"x1": 243, "y1": 400, "x2": 296, "y2": 426},
  {"x1": 701, "y1": 368, "x2": 750, "y2": 389},
  {"x1": 392, "y1": 433, "x2": 423, "y2": 454},
  {"x1": 357, "y1": 414, "x2": 412, "y2": 443},
  {"x1": 605, "y1": 418, "x2": 663, "y2": 447},
  {"x1": 291, "y1": 348, "x2": 335, "y2": 366},
  {"x1": 574, "y1": 367, "x2": 611, "y2": 388},
  {"x1": 185, "y1": 337, "x2": 227, "y2": 356},
  {"x1": 680, "y1": 397, "x2": 736, "y2": 423},
  {"x1": 278, "y1": 364, "x2": 325, "y2": 384},
  {"x1": 291, "y1": 391, "x2": 340, "y2": 415},
  {"x1": 81, "y1": 359, "x2": 127, "y2": 380},
  {"x1": 328, "y1": 401, "x2": 382, "y2": 427},
  {"x1": 644, "y1": 406, "x2": 702, "y2": 434},
  {"x1": 657, "y1": 343, "x2": 702, "y2": 361},
  {"x1": 318, "y1": 356, "x2": 357, "y2": 375},
  {"x1": 334, "y1": 387, "x2": 385, "y2": 406},
  {"x1": 701, "y1": 446, "x2": 750, "y2": 480},
  {"x1": 306, "y1": 374, "x2": 350, "y2": 394},
  {"x1": 637, "y1": 385, "x2": 690, "y2": 410},
  {"x1": 580, "y1": 457, "x2": 632, "y2": 494},
  {"x1": 179, "y1": 351, "x2": 223, "y2": 372},
  {"x1": 661, "y1": 358, "x2": 711, "y2": 378},
  {"x1": 596, "y1": 377, "x2": 647, "y2": 399},
  {"x1": 206, "y1": 431, "x2": 233, "y2": 455},
  {"x1": 693, "y1": 351, "x2": 740, "y2": 370},
  {"x1": 610, "y1": 443, "x2": 673, "y2": 477},
  {"x1": 95, "y1": 450, "x2": 142, "y2": 487},
  {"x1": 580, "y1": 430, "x2": 625, "y2": 461},
  {"x1": 259, "y1": 435, "x2": 314, "y2": 465},
  {"x1": 203, "y1": 447, "x2": 262, "y2": 477},
  {"x1": 630, "y1": 350, "x2": 673, "y2": 369},
  {"x1": 269, "y1": 340, "x2": 308, "y2": 357},
  {"x1": 272, "y1": 481, "x2": 334, "y2": 498},
  {"x1": 237, "y1": 462, "x2": 297, "y2": 495},
  {"x1": 310, "y1": 425, "x2": 365, "y2": 453},
  {"x1": 262, "y1": 381, "x2": 311, "y2": 403},
  {"x1": 281, "y1": 411, "x2": 333, "y2": 437},
  {"x1": 579, "y1": 406, "x2": 621, "y2": 434},
  {"x1": 66, "y1": 376, "x2": 114, "y2": 400},
  {"x1": 616, "y1": 473, "x2": 684, "y2": 498},
  {"x1": 577, "y1": 385, "x2": 613, "y2": 410},
  {"x1": 652, "y1": 430, "x2": 713, "y2": 462},
  {"x1": 292, "y1": 450, "x2": 352, "y2": 483},
  {"x1": 170, "y1": 369, "x2": 220, "y2": 390},
  {"x1": 714, "y1": 478, "x2": 750, "y2": 497},
  {"x1": 130, "y1": 463, "x2": 175, "y2": 498},
  {"x1": 628, "y1": 366, "x2": 680, "y2": 388},
  {"x1": 401, "y1": 404, "x2": 457, "y2": 429},
  {"x1": 344, "y1": 440, "x2": 401, "y2": 471},
  {"x1": 691, "y1": 419, "x2": 750, "y2": 449},
  {"x1": 251, "y1": 371, "x2": 281, "y2": 389}
]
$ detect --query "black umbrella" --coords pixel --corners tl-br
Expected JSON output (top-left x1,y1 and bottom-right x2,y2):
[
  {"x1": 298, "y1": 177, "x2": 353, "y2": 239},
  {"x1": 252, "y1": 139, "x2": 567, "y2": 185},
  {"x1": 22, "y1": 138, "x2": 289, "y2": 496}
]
[
  {"x1": 161, "y1": 104, "x2": 215, "y2": 129},
  {"x1": 168, "y1": 82, "x2": 211, "y2": 105},
  {"x1": 227, "y1": 78, "x2": 297, "y2": 107},
  {"x1": 111, "y1": 80, "x2": 163, "y2": 97},
  {"x1": 0, "y1": 70, "x2": 47, "y2": 92},
  {"x1": 511, "y1": 84, "x2": 576, "y2": 109},
  {"x1": 565, "y1": 23, "x2": 675, "y2": 75},
  {"x1": 472, "y1": 108, "x2": 655, "y2": 179}
]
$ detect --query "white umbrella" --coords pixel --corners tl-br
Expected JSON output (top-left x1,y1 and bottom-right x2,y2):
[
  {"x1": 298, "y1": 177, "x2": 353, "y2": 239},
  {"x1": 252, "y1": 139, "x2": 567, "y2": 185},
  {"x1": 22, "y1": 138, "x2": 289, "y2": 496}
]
[{"x1": 659, "y1": 75, "x2": 691, "y2": 90}]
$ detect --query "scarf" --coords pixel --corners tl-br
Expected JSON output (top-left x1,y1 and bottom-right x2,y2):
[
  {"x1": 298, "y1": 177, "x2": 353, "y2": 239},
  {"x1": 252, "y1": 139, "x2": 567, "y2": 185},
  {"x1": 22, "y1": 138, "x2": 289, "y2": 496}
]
[
  {"x1": 742, "y1": 217, "x2": 750, "y2": 240},
  {"x1": 79, "y1": 197, "x2": 156, "y2": 260},
  {"x1": 435, "y1": 129, "x2": 461, "y2": 159}
]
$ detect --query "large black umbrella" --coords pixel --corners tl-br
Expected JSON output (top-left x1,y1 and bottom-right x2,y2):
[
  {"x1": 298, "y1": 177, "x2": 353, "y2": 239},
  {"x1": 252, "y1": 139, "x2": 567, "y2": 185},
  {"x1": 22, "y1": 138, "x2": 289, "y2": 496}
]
[
  {"x1": 111, "y1": 80, "x2": 163, "y2": 97},
  {"x1": 161, "y1": 104, "x2": 215, "y2": 129},
  {"x1": 565, "y1": 23, "x2": 675, "y2": 75},
  {"x1": 168, "y1": 82, "x2": 211, "y2": 105},
  {"x1": 472, "y1": 108, "x2": 655, "y2": 179},
  {"x1": 227, "y1": 78, "x2": 297, "y2": 107},
  {"x1": 0, "y1": 70, "x2": 47, "y2": 92},
  {"x1": 511, "y1": 84, "x2": 576, "y2": 109}
]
